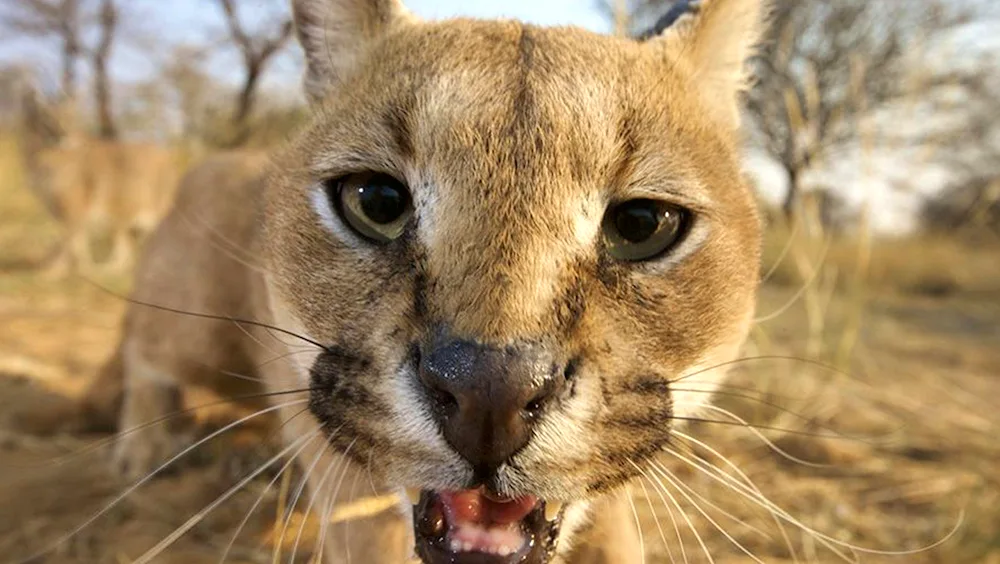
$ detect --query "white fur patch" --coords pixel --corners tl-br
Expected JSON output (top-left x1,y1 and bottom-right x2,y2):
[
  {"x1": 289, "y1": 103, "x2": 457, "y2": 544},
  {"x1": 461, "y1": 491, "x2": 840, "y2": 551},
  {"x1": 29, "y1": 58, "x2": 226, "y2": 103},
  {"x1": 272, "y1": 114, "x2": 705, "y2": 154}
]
[
  {"x1": 388, "y1": 366, "x2": 452, "y2": 454},
  {"x1": 309, "y1": 186, "x2": 337, "y2": 232}
]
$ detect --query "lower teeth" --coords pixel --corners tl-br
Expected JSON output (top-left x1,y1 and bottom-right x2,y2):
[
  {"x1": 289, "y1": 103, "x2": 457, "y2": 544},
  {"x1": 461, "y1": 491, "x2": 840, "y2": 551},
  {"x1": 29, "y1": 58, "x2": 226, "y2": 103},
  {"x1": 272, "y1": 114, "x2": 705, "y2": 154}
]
[{"x1": 544, "y1": 501, "x2": 562, "y2": 521}]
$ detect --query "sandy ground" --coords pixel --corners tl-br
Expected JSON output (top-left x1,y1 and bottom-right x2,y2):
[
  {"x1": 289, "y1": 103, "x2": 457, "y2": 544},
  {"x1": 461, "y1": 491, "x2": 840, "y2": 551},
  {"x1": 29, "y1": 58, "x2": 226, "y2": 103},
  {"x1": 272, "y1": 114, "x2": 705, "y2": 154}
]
[{"x1": 0, "y1": 269, "x2": 997, "y2": 563}]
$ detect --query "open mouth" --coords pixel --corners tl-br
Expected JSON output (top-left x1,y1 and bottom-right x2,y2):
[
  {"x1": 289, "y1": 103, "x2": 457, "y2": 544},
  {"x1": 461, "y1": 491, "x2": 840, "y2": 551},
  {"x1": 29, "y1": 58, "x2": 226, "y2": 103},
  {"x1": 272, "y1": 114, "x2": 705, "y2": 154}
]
[{"x1": 411, "y1": 488, "x2": 563, "y2": 564}]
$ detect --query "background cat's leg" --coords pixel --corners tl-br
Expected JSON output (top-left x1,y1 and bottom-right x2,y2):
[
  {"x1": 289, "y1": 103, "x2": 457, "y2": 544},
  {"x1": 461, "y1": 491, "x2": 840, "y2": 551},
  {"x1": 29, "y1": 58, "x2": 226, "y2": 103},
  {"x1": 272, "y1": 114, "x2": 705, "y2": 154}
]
[
  {"x1": 104, "y1": 227, "x2": 133, "y2": 271},
  {"x1": 112, "y1": 341, "x2": 188, "y2": 481}
]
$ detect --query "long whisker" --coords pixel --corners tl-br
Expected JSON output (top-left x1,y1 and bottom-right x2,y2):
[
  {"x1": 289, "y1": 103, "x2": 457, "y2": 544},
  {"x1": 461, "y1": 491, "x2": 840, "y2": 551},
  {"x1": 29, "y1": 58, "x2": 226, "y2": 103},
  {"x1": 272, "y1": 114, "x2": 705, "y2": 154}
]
[
  {"x1": 133, "y1": 429, "x2": 322, "y2": 564},
  {"x1": 175, "y1": 208, "x2": 270, "y2": 275},
  {"x1": 342, "y1": 450, "x2": 364, "y2": 564},
  {"x1": 325, "y1": 441, "x2": 361, "y2": 564},
  {"x1": 313, "y1": 455, "x2": 341, "y2": 562},
  {"x1": 670, "y1": 355, "x2": 852, "y2": 386},
  {"x1": 624, "y1": 481, "x2": 646, "y2": 564},
  {"x1": 290, "y1": 440, "x2": 356, "y2": 564},
  {"x1": 670, "y1": 386, "x2": 882, "y2": 445},
  {"x1": 667, "y1": 415, "x2": 854, "y2": 442},
  {"x1": 274, "y1": 427, "x2": 336, "y2": 562},
  {"x1": 652, "y1": 454, "x2": 772, "y2": 542},
  {"x1": 659, "y1": 448, "x2": 966, "y2": 558},
  {"x1": 642, "y1": 468, "x2": 688, "y2": 564},
  {"x1": 753, "y1": 234, "x2": 833, "y2": 323},
  {"x1": 760, "y1": 217, "x2": 801, "y2": 284},
  {"x1": 653, "y1": 452, "x2": 857, "y2": 563},
  {"x1": 670, "y1": 430, "x2": 798, "y2": 562},
  {"x1": 14, "y1": 400, "x2": 307, "y2": 564},
  {"x1": 635, "y1": 470, "x2": 677, "y2": 564},
  {"x1": 648, "y1": 460, "x2": 767, "y2": 564},
  {"x1": 218, "y1": 427, "x2": 321, "y2": 564},
  {"x1": 8, "y1": 388, "x2": 316, "y2": 469},
  {"x1": 688, "y1": 404, "x2": 832, "y2": 468},
  {"x1": 289, "y1": 453, "x2": 340, "y2": 564},
  {"x1": 84, "y1": 279, "x2": 330, "y2": 351},
  {"x1": 632, "y1": 459, "x2": 714, "y2": 564}
]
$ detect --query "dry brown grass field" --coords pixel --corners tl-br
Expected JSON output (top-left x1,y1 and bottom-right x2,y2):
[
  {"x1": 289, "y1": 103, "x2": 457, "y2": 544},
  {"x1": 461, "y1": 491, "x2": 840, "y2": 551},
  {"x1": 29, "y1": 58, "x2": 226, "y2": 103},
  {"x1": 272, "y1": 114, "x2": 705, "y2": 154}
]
[{"x1": 0, "y1": 136, "x2": 998, "y2": 563}]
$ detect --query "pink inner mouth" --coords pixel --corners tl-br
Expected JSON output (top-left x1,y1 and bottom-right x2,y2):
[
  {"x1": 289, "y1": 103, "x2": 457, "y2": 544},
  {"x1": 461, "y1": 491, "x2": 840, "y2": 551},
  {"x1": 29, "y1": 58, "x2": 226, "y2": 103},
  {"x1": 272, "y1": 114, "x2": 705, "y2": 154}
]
[{"x1": 437, "y1": 489, "x2": 539, "y2": 556}]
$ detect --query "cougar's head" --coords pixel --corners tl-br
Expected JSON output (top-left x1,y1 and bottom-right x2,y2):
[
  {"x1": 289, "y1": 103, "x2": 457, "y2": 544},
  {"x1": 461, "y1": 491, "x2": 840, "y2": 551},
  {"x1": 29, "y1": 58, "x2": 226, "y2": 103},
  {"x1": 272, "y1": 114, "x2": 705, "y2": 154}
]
[{"x1": 263, "y1": 0, "x2": 766, "y2": 561}]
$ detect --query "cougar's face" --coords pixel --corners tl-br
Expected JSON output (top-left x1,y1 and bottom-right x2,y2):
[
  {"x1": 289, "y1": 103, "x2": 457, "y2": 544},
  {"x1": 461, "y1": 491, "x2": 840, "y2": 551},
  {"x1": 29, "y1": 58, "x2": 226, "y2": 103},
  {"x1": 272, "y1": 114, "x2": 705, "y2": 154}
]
[{"x1": 263, "y1": 11, "x2": 761, "y2": 564}]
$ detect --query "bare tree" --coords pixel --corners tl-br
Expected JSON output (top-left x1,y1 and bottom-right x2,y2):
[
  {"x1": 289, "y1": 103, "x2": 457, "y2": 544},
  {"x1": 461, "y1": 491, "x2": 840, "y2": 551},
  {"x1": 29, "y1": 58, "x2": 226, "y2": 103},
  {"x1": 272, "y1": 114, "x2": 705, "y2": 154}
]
[
  {"x1": 216, "y1": 0, "x2": 293, "y2": 145},
  {"x1": 88, "y1": 0, "x2": 117, "y2": 139},
  {"x1": 744, "y1": 0, "x2": 979, "y2": 219},
  {"x1": 0, "y1": 0, "x2": 82, "y2": 102},
  {"x1": 920, "y1": 49, "x2": 1000, "y2": 236}
]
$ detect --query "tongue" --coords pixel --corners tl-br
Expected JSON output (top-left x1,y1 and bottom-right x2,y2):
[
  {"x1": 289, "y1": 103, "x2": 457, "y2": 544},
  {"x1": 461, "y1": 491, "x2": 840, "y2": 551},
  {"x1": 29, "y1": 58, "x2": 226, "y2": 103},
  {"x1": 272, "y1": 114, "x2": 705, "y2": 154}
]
[{"x1": 442, "y1": 489, "x2": 538, "y2": 526}]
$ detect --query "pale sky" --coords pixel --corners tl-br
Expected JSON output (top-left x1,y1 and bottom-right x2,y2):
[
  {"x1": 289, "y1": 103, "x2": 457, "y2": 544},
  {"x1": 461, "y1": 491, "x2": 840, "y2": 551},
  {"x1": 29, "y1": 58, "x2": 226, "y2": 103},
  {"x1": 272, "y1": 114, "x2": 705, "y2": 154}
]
[{"x1": 0, "y1": 0, "x2": 612, "y2": 90}]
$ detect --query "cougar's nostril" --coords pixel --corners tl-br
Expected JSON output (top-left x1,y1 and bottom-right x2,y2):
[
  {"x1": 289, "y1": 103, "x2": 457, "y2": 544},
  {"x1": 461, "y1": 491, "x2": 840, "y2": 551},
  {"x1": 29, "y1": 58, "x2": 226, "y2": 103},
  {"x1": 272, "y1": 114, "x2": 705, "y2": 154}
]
[
  {"x1": 563, "y1": 357, "x2": 580, "y2": 381},
  {"x1": 409, "y1": 343, "x2": 422, "y2": 370},
  {"x1": 431, "y1": 386, "x2": 458, "y2": 411},
  {"x1": 417, "y1": 337, "x2": 567, "y2": 478},
  {"x1": 524, "y1": 397, "x2": 544, "y2": 416}
]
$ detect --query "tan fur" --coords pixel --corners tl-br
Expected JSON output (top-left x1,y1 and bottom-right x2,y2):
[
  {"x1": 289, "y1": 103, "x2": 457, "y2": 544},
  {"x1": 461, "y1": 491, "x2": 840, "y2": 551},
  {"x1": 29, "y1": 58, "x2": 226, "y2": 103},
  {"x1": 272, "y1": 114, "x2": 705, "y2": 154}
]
[
  {"x1": 92, "y1": 0, "x2": 768, "y2": 561},
  {"x1": 25, "y1": 139, "x2": 183, "y2": 274}
]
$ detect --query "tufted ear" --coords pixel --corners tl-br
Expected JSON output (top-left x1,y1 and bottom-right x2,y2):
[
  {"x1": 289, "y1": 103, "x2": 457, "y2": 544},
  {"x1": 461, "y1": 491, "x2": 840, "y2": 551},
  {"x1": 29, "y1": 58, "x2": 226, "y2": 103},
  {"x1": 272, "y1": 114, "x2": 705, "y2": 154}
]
[
  {"x1": 650, "y1": 0, "x2": 768, "y2": 129},
  {"x1": 290, "y1": 0, "x2": 417, "y2": 104}
]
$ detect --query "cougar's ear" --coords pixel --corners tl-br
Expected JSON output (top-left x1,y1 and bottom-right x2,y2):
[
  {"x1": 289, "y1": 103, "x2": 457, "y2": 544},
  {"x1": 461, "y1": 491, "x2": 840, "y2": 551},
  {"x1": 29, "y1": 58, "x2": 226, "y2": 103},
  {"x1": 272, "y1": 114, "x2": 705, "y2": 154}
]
[
  {"x1": 650, "y1": 0, "x2": 769, "y2": 129},
  {"x1": 291, "y1": 0, "x2": 417, "y2": 104}
]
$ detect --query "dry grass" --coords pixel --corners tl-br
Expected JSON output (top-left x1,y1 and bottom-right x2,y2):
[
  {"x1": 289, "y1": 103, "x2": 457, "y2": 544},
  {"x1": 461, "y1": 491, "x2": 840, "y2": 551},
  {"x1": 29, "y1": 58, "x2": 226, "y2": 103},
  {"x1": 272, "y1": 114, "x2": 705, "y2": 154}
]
[
  {"x1": 760, "y1": 209, "x2": 1000, "y2": 299},
  {"x1": 0, "y1": 137, "x2": 997, "y2": 562}
]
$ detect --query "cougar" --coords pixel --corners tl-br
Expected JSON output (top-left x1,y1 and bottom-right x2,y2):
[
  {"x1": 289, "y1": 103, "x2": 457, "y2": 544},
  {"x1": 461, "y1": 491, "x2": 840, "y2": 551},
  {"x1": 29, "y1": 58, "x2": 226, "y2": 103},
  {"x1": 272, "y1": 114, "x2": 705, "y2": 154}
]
[
  {"x1": 19, "y1": 87, "x2": 183, "y2": 274},
  {"x1": 93, "y1": 0, "x2": 766, "y2": 562}
]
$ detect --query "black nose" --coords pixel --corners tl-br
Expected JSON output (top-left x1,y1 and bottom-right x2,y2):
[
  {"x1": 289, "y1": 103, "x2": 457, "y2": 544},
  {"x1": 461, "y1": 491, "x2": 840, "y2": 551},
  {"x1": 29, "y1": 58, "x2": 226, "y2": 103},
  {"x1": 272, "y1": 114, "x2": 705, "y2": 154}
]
[{"x1": 418, "y1": 338, "x2": 566, "y2": 479}]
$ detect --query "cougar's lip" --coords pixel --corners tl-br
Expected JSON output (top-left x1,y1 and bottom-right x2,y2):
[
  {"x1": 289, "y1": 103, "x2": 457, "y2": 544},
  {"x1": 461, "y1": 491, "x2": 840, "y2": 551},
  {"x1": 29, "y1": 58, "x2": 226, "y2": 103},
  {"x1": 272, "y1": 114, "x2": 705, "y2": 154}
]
[{"x1": 412, "y1": 488, "x2": 563, "y2": 564}]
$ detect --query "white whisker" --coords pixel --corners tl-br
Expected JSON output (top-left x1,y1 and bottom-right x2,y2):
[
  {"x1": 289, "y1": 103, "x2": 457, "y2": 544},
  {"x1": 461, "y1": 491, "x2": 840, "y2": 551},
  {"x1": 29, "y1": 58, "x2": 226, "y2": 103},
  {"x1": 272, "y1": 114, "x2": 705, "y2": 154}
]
[
  {"x1": 753, "y1": 234, "x2": 832, "y2": 323},
  {"x1": 672, "y1": 430, "x2": 799, "y2": 562},
  {"x1": 624, "y1": 482, "x2": 646, "y2": 564},
  {"x1": 274, "y1": 431, "x2": 331, "y2": 563},
  {"x1": 688, "y1": 403, "x2": 831, "y2": 468},
  {"x1": 648, "y1": 460, "x2": 767, "y2": 564},
  {"x1": 636, "y1": 471, "x2": 677, "y2": 564},
  {"x1": 658, "y1": 446, "x2": 964, "y2": 559},
  {"x1": 218, "y1": 428, "x2": 322, "y2": 564},
  {"x1": 653, "y1": 452, "x2": 856, "y2": 562},
  {"x1": 652, "y1": 454, "x2": 772, "y2": 542},
  {"x1": 14, "y1": 400, "x2": 306, "y2": 564},
  {"x1": 134, "y1": 430, "x2": 318, "y2": 564},
  {"x1": 631, "y1": 459, "x2": 711, "y2": 564},
  {"x1": 289, "y1": 444, "x2": 344, "y2": 564}
]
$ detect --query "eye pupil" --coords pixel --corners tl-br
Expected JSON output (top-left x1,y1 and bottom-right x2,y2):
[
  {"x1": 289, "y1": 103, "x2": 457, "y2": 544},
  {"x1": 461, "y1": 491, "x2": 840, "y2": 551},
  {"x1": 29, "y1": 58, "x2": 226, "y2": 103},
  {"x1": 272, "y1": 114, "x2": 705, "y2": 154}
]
[
  {"x1": 614, "y1": 204, "x2": 662, "y2": 243},
  {"x1": 331, "y1": 172, "x2": 413, "y2": 243},
  {"x1": 603, "y1": 198, "x2": 690, "y2": 262},
  {"x1": 358, "y1": 178, "x2": 408, "y2": 224}
]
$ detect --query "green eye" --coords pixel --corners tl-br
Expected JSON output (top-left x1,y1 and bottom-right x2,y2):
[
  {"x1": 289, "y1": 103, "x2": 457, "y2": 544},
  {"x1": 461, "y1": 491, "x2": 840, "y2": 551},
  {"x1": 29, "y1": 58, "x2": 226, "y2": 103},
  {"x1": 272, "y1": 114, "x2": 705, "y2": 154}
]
[
  {"x1": 332, "y1": 172, "x2": 413, "y2": 243},
  {"x1": 603, "y1": 199, "x2": 690, "y2": 261}
]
